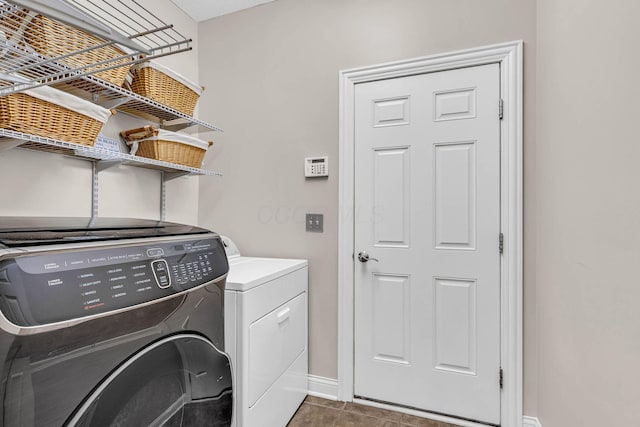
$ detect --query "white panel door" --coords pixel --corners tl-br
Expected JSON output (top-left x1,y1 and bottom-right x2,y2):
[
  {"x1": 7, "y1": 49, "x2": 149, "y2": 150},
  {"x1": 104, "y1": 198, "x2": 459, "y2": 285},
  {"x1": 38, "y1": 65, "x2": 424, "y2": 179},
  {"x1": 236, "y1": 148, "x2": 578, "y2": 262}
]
[{"x1": 354, "y1": 64, "x2": 501, "y2": 424}]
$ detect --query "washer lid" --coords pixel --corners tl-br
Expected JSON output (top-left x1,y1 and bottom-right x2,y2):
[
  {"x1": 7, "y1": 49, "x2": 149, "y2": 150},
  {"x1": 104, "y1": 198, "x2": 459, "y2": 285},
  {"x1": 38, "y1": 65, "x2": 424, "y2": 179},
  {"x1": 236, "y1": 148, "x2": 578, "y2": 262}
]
[
  {"x1": 0, "y1": 217, "x2": 210, "y2": 248},
  {"x1": 226, "y1": 257, "x2": 307, "y2": 291}
]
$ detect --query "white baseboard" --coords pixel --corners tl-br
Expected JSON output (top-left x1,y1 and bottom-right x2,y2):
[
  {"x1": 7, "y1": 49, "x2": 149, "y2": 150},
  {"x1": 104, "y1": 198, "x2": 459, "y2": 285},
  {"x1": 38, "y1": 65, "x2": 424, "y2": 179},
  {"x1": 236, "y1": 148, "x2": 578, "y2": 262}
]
[
  {"x1": 523, "y1": 416, "x2": 542, "y2": 427},
  {"x1": 307, "y1": 375, "x2": 339, "y2": 401}
]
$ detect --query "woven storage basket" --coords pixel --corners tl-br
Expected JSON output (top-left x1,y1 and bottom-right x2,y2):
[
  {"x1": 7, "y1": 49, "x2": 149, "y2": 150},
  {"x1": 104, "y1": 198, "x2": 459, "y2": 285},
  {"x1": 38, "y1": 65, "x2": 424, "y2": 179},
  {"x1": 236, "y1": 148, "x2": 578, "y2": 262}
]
[
  {"x1": 121, "y1": 126, "x2": 212, "y2": 168},
  {"x1": 4, "y1": 10, "x2": 131, "y2": 86},
  {"x1": 0, "y1": 86, "x2": 112, "y2": 146},
  {"x1": 129, "y1": 62, "x2": 203, "y2": 115}
]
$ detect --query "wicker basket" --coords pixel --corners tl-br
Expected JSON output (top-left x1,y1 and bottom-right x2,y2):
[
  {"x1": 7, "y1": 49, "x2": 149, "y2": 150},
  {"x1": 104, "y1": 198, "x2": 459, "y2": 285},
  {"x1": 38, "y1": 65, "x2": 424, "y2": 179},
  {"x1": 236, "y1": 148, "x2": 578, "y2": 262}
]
[
  {"x1": 121, "y1": 126, "x2": 212, "y2": 168},
  {"x1": 4, "y1": 10, "x2": 131, "y2": 86},
  {"x1": 0, "y1": 86, "x2": 112, "y2": 146},
  {"x1": 129, "y1": 62, "x2": 203, "y2": 115}
]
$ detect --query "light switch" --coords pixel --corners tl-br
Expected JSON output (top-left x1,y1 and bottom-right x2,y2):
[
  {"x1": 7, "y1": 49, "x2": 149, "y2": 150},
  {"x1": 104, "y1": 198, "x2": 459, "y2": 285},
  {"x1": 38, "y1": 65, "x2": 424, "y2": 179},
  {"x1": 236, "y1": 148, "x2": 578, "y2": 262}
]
[{"x1": 306, "y1": 214, "x2": 323, "y2": 233}]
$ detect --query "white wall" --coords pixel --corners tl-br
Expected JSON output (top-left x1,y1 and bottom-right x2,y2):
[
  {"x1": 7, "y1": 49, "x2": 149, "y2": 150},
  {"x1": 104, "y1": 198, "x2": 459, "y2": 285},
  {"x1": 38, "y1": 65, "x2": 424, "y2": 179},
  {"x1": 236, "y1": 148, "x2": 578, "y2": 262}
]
[
  {"x1": 536, "y1": 0, "x2": 640, "y2": 426},
  {"x1": 0, "y1": 0, "x2": 201, "y2": 225},
  {"x1": 197, "y1": 0, "x2": 538, "y2": 414}
]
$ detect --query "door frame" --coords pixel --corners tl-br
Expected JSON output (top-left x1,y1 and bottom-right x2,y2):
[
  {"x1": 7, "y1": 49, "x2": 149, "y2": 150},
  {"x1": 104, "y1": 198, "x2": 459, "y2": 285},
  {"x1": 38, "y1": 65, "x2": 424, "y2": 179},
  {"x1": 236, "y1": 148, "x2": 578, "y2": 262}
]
[{"x1": 338, "y1": 41, "x2": 523, "y2": 427}]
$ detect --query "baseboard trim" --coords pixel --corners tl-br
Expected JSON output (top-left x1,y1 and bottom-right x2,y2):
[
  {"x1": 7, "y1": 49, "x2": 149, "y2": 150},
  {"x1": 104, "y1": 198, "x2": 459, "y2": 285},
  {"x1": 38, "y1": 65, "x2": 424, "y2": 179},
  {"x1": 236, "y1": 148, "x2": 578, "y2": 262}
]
[
  {"x1": 307, "y1": 375, "x2": 339, "y2": 401},
  {"x1": 523, "y1": 416, "x2": 542, "y2": 427}
]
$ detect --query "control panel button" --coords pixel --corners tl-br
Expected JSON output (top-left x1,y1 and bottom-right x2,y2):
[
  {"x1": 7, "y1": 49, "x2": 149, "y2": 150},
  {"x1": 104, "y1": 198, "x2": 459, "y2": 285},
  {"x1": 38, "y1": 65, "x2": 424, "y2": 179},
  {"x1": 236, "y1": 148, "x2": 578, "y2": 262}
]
[
  {"x1": 147, "y1": 248, "x2": 165, "y2": 258},
  {"x1": 151, "y1": 260, "x2": 171, "y2": 289}
]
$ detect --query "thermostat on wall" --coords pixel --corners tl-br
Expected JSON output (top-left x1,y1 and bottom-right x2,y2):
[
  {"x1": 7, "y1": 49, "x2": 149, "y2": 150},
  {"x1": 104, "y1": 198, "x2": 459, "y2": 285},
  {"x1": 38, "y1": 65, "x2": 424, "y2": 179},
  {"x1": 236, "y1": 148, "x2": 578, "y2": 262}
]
[{"x1": 305, "y1": 156, "x2": 329, "y2": 178}]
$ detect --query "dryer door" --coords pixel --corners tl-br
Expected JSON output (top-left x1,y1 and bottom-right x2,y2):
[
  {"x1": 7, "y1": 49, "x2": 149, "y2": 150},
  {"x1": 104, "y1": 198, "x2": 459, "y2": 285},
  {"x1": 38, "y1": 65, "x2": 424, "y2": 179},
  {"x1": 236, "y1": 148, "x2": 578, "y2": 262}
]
[{"x1": 65, "y1": 334, "x2": 233, "y2": 427}]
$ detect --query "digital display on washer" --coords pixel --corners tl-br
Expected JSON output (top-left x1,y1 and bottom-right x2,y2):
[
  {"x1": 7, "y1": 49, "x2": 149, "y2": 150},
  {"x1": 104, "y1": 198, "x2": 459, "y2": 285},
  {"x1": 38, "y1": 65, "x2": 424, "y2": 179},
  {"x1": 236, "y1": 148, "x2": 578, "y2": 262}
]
[{"x1": 0, "y1": 238, "x2": 228, "y2": 326}]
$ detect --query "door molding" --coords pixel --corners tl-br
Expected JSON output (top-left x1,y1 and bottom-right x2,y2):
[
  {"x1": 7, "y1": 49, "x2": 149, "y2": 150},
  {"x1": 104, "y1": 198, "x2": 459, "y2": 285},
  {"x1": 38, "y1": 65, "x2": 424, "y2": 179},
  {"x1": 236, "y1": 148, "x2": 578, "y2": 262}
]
[{"x1": 338, "y1": 41, "x2": 523, "y2": 427}]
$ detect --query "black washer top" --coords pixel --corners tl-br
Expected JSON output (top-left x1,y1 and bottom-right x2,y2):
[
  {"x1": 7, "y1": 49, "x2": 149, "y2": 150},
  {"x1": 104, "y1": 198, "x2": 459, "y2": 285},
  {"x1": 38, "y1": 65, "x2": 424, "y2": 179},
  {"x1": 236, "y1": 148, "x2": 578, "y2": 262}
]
[{"x1": 0, "y1": 217, "x2": 211, "y2": 248}]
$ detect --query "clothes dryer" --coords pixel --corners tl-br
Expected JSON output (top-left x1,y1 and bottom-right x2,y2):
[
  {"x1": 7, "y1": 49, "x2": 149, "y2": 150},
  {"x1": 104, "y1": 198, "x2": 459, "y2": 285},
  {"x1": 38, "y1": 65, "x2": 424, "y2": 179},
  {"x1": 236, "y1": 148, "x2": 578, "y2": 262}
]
[{"x1": 222, "y1": 237, "x2": 308, "y2": 427}]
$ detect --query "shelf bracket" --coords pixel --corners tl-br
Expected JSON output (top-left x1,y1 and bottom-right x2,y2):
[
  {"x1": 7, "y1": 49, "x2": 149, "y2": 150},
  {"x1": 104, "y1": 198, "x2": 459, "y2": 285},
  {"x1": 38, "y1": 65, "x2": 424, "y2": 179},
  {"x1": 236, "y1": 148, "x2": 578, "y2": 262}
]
[
  {"x1": 95, "y1": 159, "x2": 122, "y2": 172},
  {"x1": 94, "y1": 94, "x2": 135, "y2": 110},
  {"x1": 161, "y1": 118, "x2": 197, "y2": 133},
  {"x1": 0, "y1": 138, "x2": 27, "y2": 153},
  {"x1": 164, "y1": 171, "x2": 191, "y2": 181}
]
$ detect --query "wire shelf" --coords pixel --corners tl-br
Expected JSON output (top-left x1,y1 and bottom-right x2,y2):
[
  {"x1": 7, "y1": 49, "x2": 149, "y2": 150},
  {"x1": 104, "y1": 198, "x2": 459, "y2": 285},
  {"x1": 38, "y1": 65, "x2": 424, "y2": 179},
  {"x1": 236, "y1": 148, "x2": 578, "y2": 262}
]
[
  {"x1": 0, "y1": 0, "x2": 192, "y2": 94},
  {"x1": 0, "y1": 128, "x2": 223, "y2": 177},
  {"x1": 55, "y1": 74, "x2": 223, "y2": 132}
]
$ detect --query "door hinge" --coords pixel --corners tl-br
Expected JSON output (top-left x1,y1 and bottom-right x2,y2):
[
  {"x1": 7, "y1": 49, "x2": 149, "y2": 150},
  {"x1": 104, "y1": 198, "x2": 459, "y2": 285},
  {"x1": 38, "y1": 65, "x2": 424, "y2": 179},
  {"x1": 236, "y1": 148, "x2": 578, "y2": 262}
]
[
  {"x1": 499, "y1": 367, "x2": 504, "y2": 389},
  {"x1": 499, "y1": 99, "x2": 504, "y2": 120},
  {"x1": 499, "y1": 233, "x2": 504, "y2": 255}
]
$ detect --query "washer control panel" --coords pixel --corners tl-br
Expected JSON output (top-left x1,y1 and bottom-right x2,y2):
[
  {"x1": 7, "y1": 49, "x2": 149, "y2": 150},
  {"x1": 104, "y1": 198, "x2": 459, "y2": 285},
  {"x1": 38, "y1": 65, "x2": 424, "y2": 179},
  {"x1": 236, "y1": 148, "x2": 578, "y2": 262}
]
[{"x1": 0, "y1": 236, "x2": 228, "y2": 326}]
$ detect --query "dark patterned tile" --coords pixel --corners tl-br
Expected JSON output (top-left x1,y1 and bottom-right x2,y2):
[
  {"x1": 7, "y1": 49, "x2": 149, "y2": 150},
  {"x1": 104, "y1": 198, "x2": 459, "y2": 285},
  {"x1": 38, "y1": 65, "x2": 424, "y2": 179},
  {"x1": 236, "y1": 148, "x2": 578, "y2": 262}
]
[
  {"x1": 335, "y1": 410, "x2": 399, "y2": 427},
  {"x1": 305, "y1": 395, "x2": 346, "y2": 410},
  {"x1": 343, "y1": 403, "x2": 404, "y2": 422},
  {"x1": 287, "y1": 402, "x2": 341, "y2": 427}
]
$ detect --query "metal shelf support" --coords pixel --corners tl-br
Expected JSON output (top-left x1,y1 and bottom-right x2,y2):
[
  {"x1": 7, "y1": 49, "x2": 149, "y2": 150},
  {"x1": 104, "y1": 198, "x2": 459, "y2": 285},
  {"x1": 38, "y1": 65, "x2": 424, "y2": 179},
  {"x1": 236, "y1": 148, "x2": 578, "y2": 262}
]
[
  {"x1": 0, "y1": 138, "x2": 25, "y2": 152},
  {"x1": 92, "y1": 93, "x2": 134, "y2": 111},
  {"x1": 95, "y1": 159, "x2": 122, "y2": 172},
  {"x1": 164, "y1": 171, "x2": 191, "y2": 181}
]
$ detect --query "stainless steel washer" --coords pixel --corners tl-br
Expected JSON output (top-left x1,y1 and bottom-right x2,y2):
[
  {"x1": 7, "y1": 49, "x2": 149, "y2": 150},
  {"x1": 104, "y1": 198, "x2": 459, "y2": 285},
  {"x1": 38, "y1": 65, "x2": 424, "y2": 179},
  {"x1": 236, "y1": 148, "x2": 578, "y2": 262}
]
[{"x1": 0, "y1": 217, "x2": 233, "y2": 426}]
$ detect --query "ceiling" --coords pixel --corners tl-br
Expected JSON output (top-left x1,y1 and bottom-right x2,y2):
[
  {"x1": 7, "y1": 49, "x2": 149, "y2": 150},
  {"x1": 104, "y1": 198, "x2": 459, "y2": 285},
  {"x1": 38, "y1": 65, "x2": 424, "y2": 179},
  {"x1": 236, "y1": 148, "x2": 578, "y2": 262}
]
[{"x1": 170, "y1": 0, "x2": 277, "y2": 22}]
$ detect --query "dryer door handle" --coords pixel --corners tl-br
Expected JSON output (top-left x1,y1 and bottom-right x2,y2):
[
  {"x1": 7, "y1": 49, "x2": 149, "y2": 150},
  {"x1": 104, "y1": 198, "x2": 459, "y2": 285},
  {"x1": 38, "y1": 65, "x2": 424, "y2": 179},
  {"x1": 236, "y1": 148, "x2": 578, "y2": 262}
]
[{"x1": 276, "y1": 307, "x2": 291, "y2": 323}]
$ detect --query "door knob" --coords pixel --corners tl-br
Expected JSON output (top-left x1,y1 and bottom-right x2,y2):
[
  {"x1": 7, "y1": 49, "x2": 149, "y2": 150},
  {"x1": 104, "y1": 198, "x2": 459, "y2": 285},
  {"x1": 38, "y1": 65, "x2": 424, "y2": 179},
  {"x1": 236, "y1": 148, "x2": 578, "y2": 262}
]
[{"x1": 357, "y1": 251, "x2": 379, "y2": 263}]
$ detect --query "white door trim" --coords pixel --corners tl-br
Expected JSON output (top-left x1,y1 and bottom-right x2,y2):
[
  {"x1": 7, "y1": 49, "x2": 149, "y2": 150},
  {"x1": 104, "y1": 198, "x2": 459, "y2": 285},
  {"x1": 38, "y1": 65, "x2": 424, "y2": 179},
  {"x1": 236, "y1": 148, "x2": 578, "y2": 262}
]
[{"x1": 338, "y1": 41, "x2": 524, "y2": 427}]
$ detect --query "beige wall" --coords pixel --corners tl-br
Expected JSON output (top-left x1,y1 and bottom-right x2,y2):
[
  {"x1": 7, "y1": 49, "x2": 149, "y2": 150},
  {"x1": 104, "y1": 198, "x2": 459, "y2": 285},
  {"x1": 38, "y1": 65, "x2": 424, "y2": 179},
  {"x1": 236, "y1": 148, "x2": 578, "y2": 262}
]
[
  {"x1": 536, "y1": 0, "x2": 640, "y2": 426},
  {"x1": 197, "y1": 0, "x2": 538, "y2": 414},
  {"x1": 0, "y1": 0, "x2": 201, "y2": 225}
]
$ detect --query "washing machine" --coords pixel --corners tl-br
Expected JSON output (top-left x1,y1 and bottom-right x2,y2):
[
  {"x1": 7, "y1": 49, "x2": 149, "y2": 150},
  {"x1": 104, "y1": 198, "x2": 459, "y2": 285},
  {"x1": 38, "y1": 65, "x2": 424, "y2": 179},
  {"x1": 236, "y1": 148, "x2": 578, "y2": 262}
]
[
  {"x1": 0, "y1": 216, "x2": 233, "y2": 426},
  {"x1": 221, "y1": 237, "x2": 308, "y2": 427}
]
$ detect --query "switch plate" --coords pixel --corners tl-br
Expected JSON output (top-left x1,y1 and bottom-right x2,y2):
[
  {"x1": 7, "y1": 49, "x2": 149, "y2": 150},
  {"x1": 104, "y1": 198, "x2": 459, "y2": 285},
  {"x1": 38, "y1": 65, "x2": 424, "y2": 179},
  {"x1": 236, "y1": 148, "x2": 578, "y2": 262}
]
[{"x1": 306, "y1": 214, "x2": 323, "y2": 232}]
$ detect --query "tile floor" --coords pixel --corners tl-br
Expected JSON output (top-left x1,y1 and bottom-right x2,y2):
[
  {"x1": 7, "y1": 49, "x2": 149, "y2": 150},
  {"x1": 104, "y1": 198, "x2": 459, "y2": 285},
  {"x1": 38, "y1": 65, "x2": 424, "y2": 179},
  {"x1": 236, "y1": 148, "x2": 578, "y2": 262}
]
[{"x1": 287, "y1": 396, "x2": 459, "y2": 427}]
